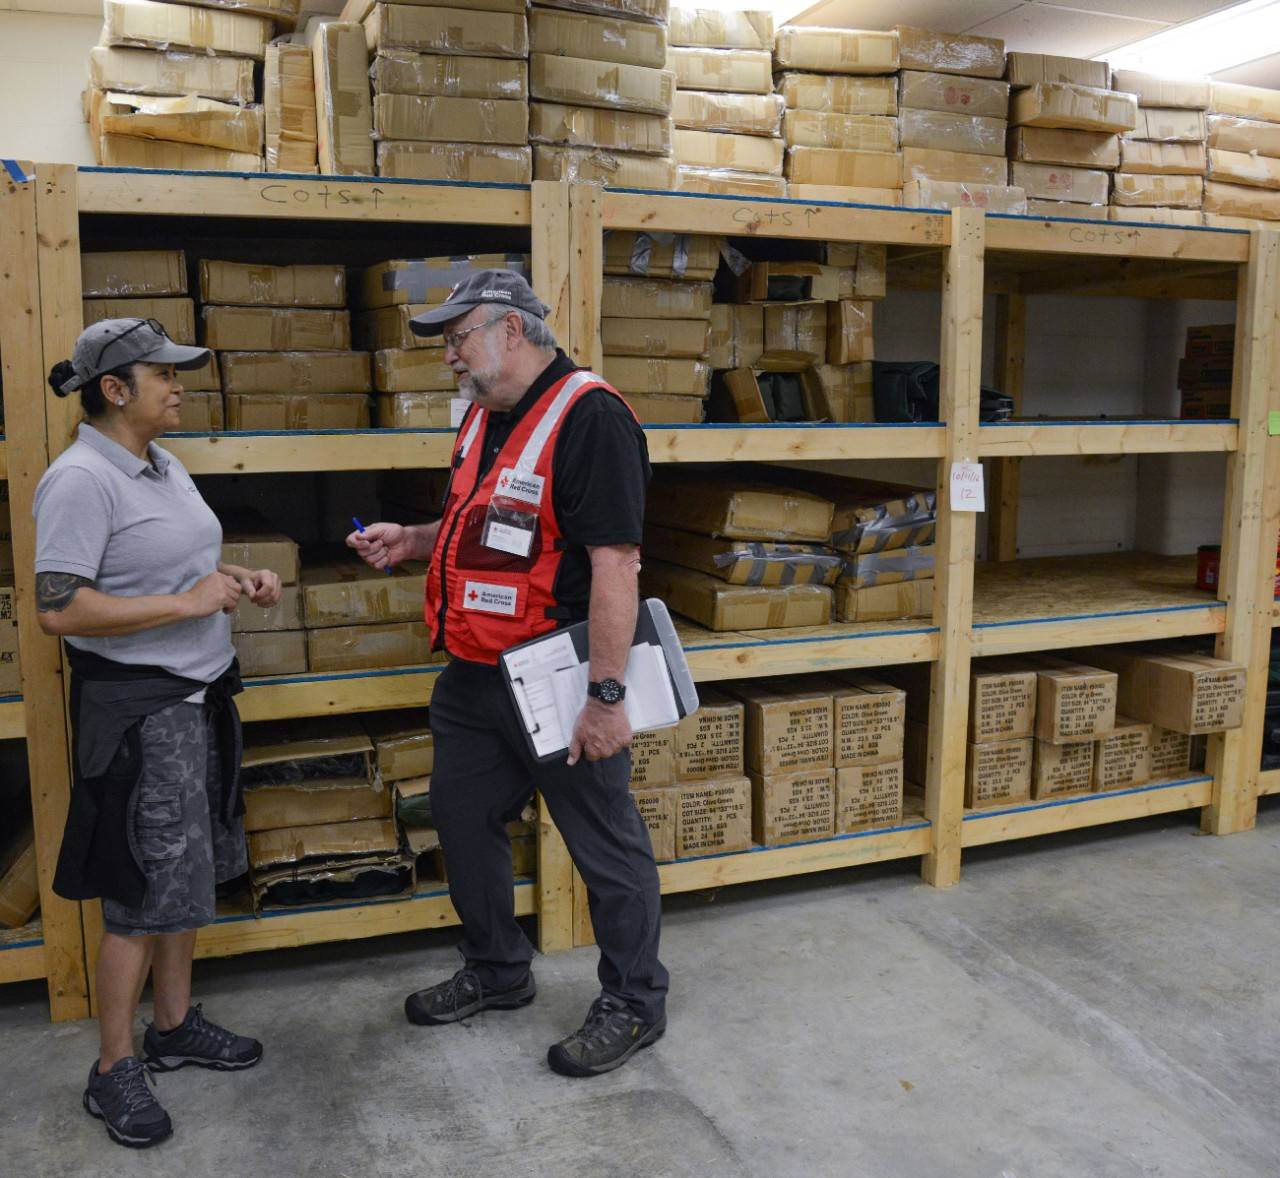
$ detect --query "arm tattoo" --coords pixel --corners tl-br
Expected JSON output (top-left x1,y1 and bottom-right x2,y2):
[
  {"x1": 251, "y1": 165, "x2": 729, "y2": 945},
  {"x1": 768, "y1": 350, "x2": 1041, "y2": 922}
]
[{"x1": 37, "y1": 572, "x2": 92, "y2": 613}]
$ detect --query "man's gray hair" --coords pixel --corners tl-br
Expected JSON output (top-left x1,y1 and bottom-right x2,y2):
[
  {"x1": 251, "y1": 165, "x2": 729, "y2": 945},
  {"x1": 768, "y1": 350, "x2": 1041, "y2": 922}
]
[{"x1": 515, "y1": 308, "x2": 558, "y2": 350}]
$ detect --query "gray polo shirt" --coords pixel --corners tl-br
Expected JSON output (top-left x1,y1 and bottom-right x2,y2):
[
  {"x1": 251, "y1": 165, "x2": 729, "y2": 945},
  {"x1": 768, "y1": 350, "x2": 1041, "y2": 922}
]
[{"x1": 33, "y1": 423, "x2": 234, "y2": 683}]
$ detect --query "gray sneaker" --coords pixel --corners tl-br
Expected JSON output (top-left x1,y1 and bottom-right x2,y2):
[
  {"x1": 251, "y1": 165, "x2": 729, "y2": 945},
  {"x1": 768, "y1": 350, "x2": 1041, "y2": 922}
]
[
  {"x1": 547, "y1": 995, "x2": 666, "y2": 1077},
  {"x1": 83, "y1": 1057, "x2": 173, "y2": 1149},
  {"x1": 143, "y1": 1004, "x2": 263, "y2": 1073}
]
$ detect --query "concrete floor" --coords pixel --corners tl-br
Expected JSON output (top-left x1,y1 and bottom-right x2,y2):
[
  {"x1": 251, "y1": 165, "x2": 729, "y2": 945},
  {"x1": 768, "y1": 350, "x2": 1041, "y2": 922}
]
[{"x1": 4, "y1": 801, "x2": 1280, "y2": 1178}]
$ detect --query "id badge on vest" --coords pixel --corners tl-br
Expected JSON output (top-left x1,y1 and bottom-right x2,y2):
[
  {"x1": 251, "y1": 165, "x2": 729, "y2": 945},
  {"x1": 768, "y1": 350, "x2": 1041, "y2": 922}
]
[{"x1": 481, "y1": 467, "x2": 545, "y2": 558}]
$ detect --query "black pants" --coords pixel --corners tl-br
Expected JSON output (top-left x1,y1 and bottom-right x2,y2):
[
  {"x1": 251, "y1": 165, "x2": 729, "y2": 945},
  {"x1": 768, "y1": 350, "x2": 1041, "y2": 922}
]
[{"x1": 429, "y1": 658, "x2": 669, "y2": 1023}]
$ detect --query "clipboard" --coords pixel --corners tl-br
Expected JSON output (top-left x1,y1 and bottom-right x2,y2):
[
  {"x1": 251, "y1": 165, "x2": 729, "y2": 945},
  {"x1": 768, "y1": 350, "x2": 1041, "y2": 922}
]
[{"x1": 499, "y1": 598, "x2": 700, "y2": 763}]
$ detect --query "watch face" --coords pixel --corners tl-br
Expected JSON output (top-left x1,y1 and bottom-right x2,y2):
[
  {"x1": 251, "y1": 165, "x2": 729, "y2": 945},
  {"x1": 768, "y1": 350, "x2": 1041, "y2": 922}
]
[{"x1": 594, "y1": 678, "x2": 624, "y2": 704}]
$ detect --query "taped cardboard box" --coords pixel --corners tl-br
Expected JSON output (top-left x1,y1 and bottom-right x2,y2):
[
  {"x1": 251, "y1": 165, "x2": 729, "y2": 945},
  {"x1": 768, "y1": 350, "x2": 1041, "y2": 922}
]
[
  {"x1": 1094, "y1": 716, "x2": 1152, "y2": 790},
  {"x1": 642, "y1": 526, "x2": 842, "y2": 586},
  {"x1": 605, "y1": 229, "x2": 723, "y2": 280},
  {"x1": 1210, "y1": 81, "x2": 1280, "y2": 125},
  {"x1": 647, "y1": 473, "x2": 834, "y2": 541},
  {"x1": 534, "y1": 144, "x2": 676, "y2": 187},
  {"x1": 371, "y1": 50, "x2": 527, "y2": 99},
  {"x1": 774, "y1": 26, "x2": 899, "y2": 76},
  {"x1": 1011, "y1": 83, "x2": 1138, "y2": 134},
  {"x1": 751, "y1": 767, "x2": 835, "y2": 846},
  {"x1": 669, "y1": 8, "x2": 772, "y2": 50},
  {"x1": 97, "y1": 134, "x2": 264, "y2": 172},
  {"x1": 840, "y1": 544, "x2": 933, "y2": 588},
  {"x1": 1009, "y1": 161, "x2": 1110, "y2": 205},
  {"x1": 307, "y1": 619, "x2": 434, "y2": 673},
  {"x1": 713, "y1": 366, "x2": 825, "y2": 424},
  {"x1": 221, "y1": 516, "x2": 300, "y2": 582},
  {"x1": 623, "y1": 393, "x2": 704, "y2": 423},
  {"x1": 788, "y1": 183, "x2": 902, "y2": 206},
  {"x1": 200, "y1": 261, "x2": 345, "y2": 309},
  {"x1": 787, "y1": 146, "x2": 903, "y2": 189},
  {"x1": 83, "y1": 296, "x2": 195, "y2": 344},
  {"x1": 897, "y1": 70, "x2": 1008, "y2": 120},
  {"x1": 1202, "y1": 180, "x2": 1280, "y2": 220},
  {"x1": 707, "y1": 304, "x2": 763, "y2": 369},
  {"x1": 601, "y1": 317, "x2": 710, "y2": 358},
  {"x1": 365, "y1": 4, "x2": 528, "y2": 57},
  {"x1": 813, "y1": 362, "x2": 874, "y2": 422},
  {"x1": 88, "y1": 45, "x2": 256, "y2": 106},
  {"x1": 362, "y1": 709, "x2": 432, "y2": 782},
  {"x1": 103, "y1": 0, "x2": 271, "y2": 59},
  {"x1": 1109, "y1": 205, "x2": 1203, "y2": 225},
  {"x1": 675, "y1": 775, "x2": 752, "y2": 857},
  {"x1": 220, "y1": 350, "x2": 371, "y2": 394},
  {"x1": 233, "y1": 629, "x2": 308, "y2": 676},
  {"x1": 1007, "y1": 127, "x2": 1121, "y2": 169},
  {"x1": 534, "y1": 0, "x2": 669, "y2": 25},
  {"x1": 834, "y1": 577, "x2": 933, "y2": 622},
  {"x1": 302, "y1": 558, "x2": 428, "y2": 627},
  {"x1": 836, "y1": 761, "x2": 903, "y2": 832},
  {"x1": 673, "y1": 687, "x2": 743, "y2": 782},
  {"x1": 203, "y1": 306, "x2": 350, "y2": 351},
  {"x1": 601, "y1": 356, "x2": 709, "y2": 396},
  {"x1": 244, "y1": 774, "x2": 390, "y2": 834},
  {"x1": 969, "y1": 662, "x2": 1037, "y2": 742},
  {"x1": 677, "y1": 168, "x2": 788, "y2": 197},
  {"x1": 313, "y1": 21, "x2": 375, "y2": 176},
  {"x1": 1031, "y1": 737, "x2": 1093, "y2": 799},
  {"x1": 362, "y1": 254, "x2": 529, "y2": 309},
  {"x1": 82, "y1": 249, "x2": 186, "y2": 298},
  {"x1": 826, "y1": 240, "x2": 888, "y2": 298},
  {"x1": 1112, "y1": 173, "x2": 1204, "y2": 208},
  {"x1": 376, "y1": 391, "x2": 460, "y2": 427},
  {"x1": 375, "y1": 347, "x2": 455, "y2": 392},
  {"x1": 248, "y1": 816, "x2": 397, "y2": 870},
  {"x1": 903, "y1": 179, "x2": 1026, "y2": 213},
  {"x1": 265, "y1": 42, "x2": 317, "y2": 174},
  {"x1": 1206, "y1": 115, "x2": 1280, "y2": 158},
  {"x1": 824, "y1": 299, "x2": 872, "y2": 364},
  {"x1": 672, "y1": 90, "x2": 783, "y2": 137},
  {"x1": 180, "y1": 0, "x2": 300, "y2": 28},
  {"x1": 0, "y1": 826, "x2": 38, "y2": 929},
  {"x1": 225, "y1": 392, "x2": 371, "y2": 430},
  {"x1": 343, "y1": 0, "x2": 534, "y2": 18},
  {"x1": 0, "y1": 619, "x2": 19, "y2": 694},
  {"x1": 675, "y1": 129, "x2": 783, "y2": 174},
  {"x1": 899, "y1": 108, "x2": 1006, "y2": 157},
  {"x1": 527, "y1": 8, "x2": 665, "y2": 69},
  {"x1": 761, "y1": 301, "x2": 826, "y2": 364},
  {"x1": 232, "y1": 584, "x2": 302, "y2": 633},
  {"x1": 667, "y1": 47, "x2": 772, "y2": 95},
  {"x1": 359, "y1": 303, "x2": 443, "y2": 350},
  {"x1": 1208, "y1": 148, "x2": 1280, "y2": 190},
  {"x1": 601, "y1": 276, "x2": 712, "y2": 319},
  {"x1": 629, "y1": 727, "x2": 675, "y2": 787},
  {"x1": 632, "y1": 787, "x2": 676, "y2": 860},
  {"x1": 529, "y1": 102, "x2": 672, "y2": 154},
  {"x1": 379, "y1": 139, "x2": 533, "y2": 180},
  {"x1": 175, "y1": 390, "x2": 223, "y2": 431},
  {"x1": 640, "y1": 560, "x2": 832, "y2": 631},
  {"x1": 1024, "y1": 198, "x2": 1101, "y2": 220},
  {"x1": 726, "y1": 679, "x2": 832, "y2": 775},
  {"x1": 1029, "y1": 657, "x2": 1118, "y2": 743},
  {"x1": 1118, "y1": 141, "x2": 1207, "y2": 176},
  {"x1": 825, "y1": 673, "x2": 905, "y2": 766},
  {"x1": 88, "y1": 89, "x2": 265, "y2": 155},
  {"x1": 894, "y1": 24, "x2": 1004, "y2": 80},
  {"x1": 1150, "y1": 726, "x2": 1192, "y2": 778},
  {"x1": 777, "y1": 72, "x2": 897, "y2": 117},
  {"x1": 1125, "y1": 107, "x2": 1206, "y2": 143},
  {"x1": 902, "y1": 146, "x2": 1006, "y2": 186},
  {"x1": 825, "y1": 480, "x2": 935, "y2": 556},
  {"x1": 783, "y1": 111, "x2": 898, "y2": 153},
  {"x1": 1110, "y1": 70, "x2": 1209, "y2": 111},
  {"x1": 966, "y1": 737, "x2": 1032, "y2": 809},
  {"x1": 530, "y1": 53, "x2": 673, "y2": 117},
  {"x1": 372, "y1": 93, "x2": 528, "y2": 144},
  {"x1": 1005, "y1": 52, "x2": 1109, "y2": 91}
]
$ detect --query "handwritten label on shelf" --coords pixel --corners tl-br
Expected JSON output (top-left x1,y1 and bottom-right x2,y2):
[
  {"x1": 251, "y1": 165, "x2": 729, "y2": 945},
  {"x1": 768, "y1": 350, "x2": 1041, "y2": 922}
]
[{"x1": 950, "y1": 462, "x2": 985, "y2": 512}]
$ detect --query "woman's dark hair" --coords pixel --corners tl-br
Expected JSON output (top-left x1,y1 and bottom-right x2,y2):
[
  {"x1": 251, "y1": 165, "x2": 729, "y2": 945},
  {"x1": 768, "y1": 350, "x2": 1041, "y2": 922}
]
[{"x1": 47, "y1": 361, "x2": 138, "y2": 417}]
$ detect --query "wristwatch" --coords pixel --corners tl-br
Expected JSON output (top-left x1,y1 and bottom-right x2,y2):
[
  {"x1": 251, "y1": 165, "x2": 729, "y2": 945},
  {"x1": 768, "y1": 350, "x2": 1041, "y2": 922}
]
[{"x1": 587, "y1": 678, "x2": 626, "y2": 705}]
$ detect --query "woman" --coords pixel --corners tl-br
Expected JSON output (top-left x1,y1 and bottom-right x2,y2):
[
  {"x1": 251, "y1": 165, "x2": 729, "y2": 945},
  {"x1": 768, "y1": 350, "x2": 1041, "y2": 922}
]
[{"x1": 36, "y1": 318, "x2": 283, "y2": 1150}]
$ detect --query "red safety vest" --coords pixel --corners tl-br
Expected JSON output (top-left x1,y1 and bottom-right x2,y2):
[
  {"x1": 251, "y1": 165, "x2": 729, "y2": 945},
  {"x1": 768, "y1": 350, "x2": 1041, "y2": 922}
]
[{"x1": 425, "y1": 368, "x2": 635, "y2": 665}]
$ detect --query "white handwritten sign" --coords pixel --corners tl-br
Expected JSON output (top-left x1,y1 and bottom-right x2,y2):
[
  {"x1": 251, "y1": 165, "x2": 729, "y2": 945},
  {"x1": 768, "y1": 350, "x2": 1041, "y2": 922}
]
[{"x1": 950, "y1": 462, "x2": 985, "y2": 512}]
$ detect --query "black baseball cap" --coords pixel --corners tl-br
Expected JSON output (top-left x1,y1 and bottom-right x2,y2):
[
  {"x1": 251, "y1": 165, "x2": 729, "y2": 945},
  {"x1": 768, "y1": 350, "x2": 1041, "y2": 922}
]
[
  {"x1": 60, "y1": 318, "x2": 210, "y2": 395},
  {"x1": 409, "y1": 268, "x2": 550, "y2": 338}
]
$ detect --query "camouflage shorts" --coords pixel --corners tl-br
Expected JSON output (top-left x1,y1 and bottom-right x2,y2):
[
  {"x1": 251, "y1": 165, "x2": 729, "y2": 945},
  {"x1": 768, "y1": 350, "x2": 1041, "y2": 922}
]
[{"x1": 102, "y1": 701, "x2": 247, "y2": 938}]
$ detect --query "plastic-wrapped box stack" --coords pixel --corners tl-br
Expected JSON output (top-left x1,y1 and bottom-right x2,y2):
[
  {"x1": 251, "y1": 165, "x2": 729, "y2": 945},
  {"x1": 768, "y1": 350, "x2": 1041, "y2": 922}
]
[
  {"x1": 356, "y1": 0, "x2": 531, "y2": 182},
  {"x1": 527, "y1": 0, "x2": 676, "y2": 189},
  {"x1": 264, "y1": 41, "x2": 318, "y2": 172},
  {"x1": 773, "y1": 25, "x2": 903, "y2": 204},
  {"x1": 894, "y1": 25, "x2": 1024, "y2": 214},
  {"x1": 84, "y1": 0, "x2": 304, "y2": 171},
  {"x1": 599, "y1": 231, "x2": 716, "y2": 423},
  {"x1": 667, "y1": 8, "x2": 783, "y2": 197},
  {"x1": 1005, "y1": 53, "x2": 1137, "y2": 219},
  {"x1": 1203, "y1": 82, "x2": 1280, "y2": 228}
]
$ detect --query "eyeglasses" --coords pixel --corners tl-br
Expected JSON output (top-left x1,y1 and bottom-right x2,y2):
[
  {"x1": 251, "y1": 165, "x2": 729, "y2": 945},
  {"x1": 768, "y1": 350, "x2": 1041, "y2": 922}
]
[
  {"x1": 443, "y1": 311, "x2": 509, "y2": 352},
  {"x1": 90, "y1": 318, "x2": 169, "y2": 373}
]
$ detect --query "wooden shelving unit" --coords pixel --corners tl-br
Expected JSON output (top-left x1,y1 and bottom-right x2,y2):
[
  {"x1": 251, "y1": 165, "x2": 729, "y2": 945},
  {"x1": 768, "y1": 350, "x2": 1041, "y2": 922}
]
[{"x1": 2, "y1": 164, "x2": 1275, "y2": 1018}]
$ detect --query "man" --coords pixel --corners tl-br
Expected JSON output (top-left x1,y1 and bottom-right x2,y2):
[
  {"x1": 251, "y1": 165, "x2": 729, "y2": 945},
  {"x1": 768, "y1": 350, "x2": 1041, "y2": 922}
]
[{"x1": 347, "y1": 269, "x2": 668, "y2": 1077}]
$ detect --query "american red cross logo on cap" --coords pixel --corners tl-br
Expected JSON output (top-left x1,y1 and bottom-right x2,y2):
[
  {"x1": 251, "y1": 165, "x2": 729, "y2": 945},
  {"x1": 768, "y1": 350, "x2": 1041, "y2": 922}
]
[{"x1": 468, "y1": 589, "x2": 478, "y2": 601}]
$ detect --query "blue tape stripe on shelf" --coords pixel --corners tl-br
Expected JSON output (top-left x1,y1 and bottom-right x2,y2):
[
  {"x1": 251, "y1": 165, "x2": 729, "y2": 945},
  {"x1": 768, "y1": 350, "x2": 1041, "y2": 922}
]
[
  {"x1": 80, "y1": 165, "x2": 530, "y2": 192},
  {"x1": 974, "y1": 602, "x2": 1223, "y2": 630},
  {"x1": 0, "y1": 694, "x2": 21, "y2": 704},
  {"x1": 983, "y1": 418, "x2": 1239, "y2": 427},
  {"x1": 2, "y1": 160, "x2": 34, "y2": 183},
  {"x1": 0, "y1": 936, "x2": 43, "y2": 952},
  {"x1": 242, "y1": 665, "x2": 444, "y2": 690},
  {"x1": 963, "y1": 775, "x2": 1212, "y2": 822},
  {"x1": 664, "y1": 820, "x2": 932, "y2": 867},
  {"x1": 986, "y1": 210, "x2": 1247, "y2": 235}
]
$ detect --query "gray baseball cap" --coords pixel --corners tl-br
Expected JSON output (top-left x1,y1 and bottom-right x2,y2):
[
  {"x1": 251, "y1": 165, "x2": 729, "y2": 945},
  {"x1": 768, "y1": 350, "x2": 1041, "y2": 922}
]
[
  {"x1": 409, "y1": 268, "x2": 550, "y2": 338},
  {"x1": 60, "y1": 318, "x2": 210, "y2": 395}
]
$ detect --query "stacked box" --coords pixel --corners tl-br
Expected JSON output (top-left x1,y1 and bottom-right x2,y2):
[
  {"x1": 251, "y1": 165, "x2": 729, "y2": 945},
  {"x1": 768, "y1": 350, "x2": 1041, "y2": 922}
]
[
  {"x1": 963, "y1": 659, "x2": 1036, "y2": 807},
  {"x1": 265, "y1": 42, "x2": 318, "y2": 173},
  {"x1": 313, "y1": 20, "x2": 375, "y2": 175},
  {"x1": 825, "y1": 672, "x2": 905, "y2": 832},
  {"x1": 359, "y1": 708, "x2": 451, "y2": 871},
  {"x1": 364, "y1": 0, "x2": 531, "y2": 182},
  {"x1": 223, "y1": 510, "x2": 306, "y2": 675},
  {"x1": 668, "y1": 9, "x2": 783, "y2": 196},
  {"x1": 1176, "y1": 323, "x2": 1233, "y2": 420},
  {"x1": 1203, "y1": 82, "x2": 1280, "y2": 224}
]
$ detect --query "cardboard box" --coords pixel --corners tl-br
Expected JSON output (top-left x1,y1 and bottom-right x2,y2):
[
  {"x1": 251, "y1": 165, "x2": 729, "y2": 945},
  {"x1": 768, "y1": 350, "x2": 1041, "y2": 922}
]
[
  {"x1": 1208, "y1": 148, "x2": 1280, "y2": 190},
  {"x1": 725, "y1": 680, "x2": 833, "y2": 775},
  {"x1": 1209, "y1": 81, "x2": 1280, "y2": 125},
  {"x1": 788, "y1": 184, "x2": 902, "y2": 206},
  {"x1": 777, "y1": 72, "x2": 897, "y2": 116},
  {"x1": 640, "y1": 560, "x2": 832, "y2": 630},
  {"x1": 751, "y1": 767, "x2": 835, "y2": 846},
  {"x1": 812, "y1": 362, "x2": 874, "y2": 422},
  {"x1": 81, "y1": 249, "x2": 186, "y2": 298},
  {"x1": 642, "y1": 526, "x2": 841, "y2": 586},
  {"x1": 83, "y1": 296, "x2": 195, "y2": 344},
  {"x1": 786, "y1": 146, "x2": 903, "y2": 189},
  {"x1": 760, "y1": 301, "x2": 825, "y2": 364},
  {"x1": 533, "y1": 143, "x2": 677, "y2": 188},
  {"x1": 675, "y1": 775, "x2": 752, "y2": 857},
  {"x1": 902, "y1": 145, "x2": 1006, "y2": 186},
  {"x1": 1126, "y1": 107, "x2": 1206, "y2": 143},
  {"x1": 96, "y1": 134, "x2": 264, "y2": 172},
  {"x1": 897, "y1": 70, "x2": 1008, "y2": 120},
  {"x1": 1202, "y1": 180, "x2": 1280, "y2": 220},
  {"x1": 669, "y1": 8, "x2": 772, "y2": 50},
  {"x1": 1007, "y1": 127, "x2": 1121, "y2": 169},
  {"x1": 970, "y1": 662, "x2": 1037, "y2": 742},
  {"x1": 221, "y1": 519, "x2": 300, "y2": 583},
  {"x1": 371, "y1": 49, "x2": 528, "y2": 98},
  {"x1": 672, "y1": 90, "x2": 784, "y2": 136},
  {"x1": 88, "y1": 45, "x2": 256, "y2": 106},
  {"x1": 225, "y1": 392, "x2": 371, "y2": 430},
  {"x1": 1110, "y1": 70, "x2": 1209, "y2": 111},
  {"x1": 301, "y1": 558, "x2": 428, "y2": 628},
  {"x1": 175, "y1": 390, "x2": 223, "y2": 432},
  {"x1": 899, "y1": 108, "x2": 1006, "y2": 157},
  {"x1": 903, "y1": 179, "x2": 1027, "y2": 214},
  {"x1": 824, "y1": 299, "x2": 873, "y2": 364},
  {"x1": 530, "y1": 53, "x2": 673, "y2": 117},
  {"x1": 604, "y1": 356, "x2": 710, "y2": 395},
  {"x1": 1206, "y1": 115, "x2": 1280, "y2": 159},
  {"x1": 88, "y1": 89, "x2": 264, "y2": 155},
  {"x1": 182, "y1": 0, "x2": 300, "y2": 25},
  {"x1": 359, "y1": 304, "x2": 445, "y2": 350},
  {"x1": 836, "y1": 761, "x2": 903, "y2": 832},
  {"x1": 365, "y1": 4, "x2": 528, "y2": 57},
  {"x1": 1009, "y1": 161, "x2": 1110, "y2": 205},
  {"x1": 623, "y1": 394, "x2": 703, "y2": 423},
  {"x1": 362, "y1": 709, "x2": 433, "y2": 782},
  {"x1": 1031, "y1": 738, "x2": 1093, "y2": 799},
  {"x1": 244, "y1": 777, "x2": 390, "y2": 834},
  {"x1": 220, "y1": 350, "x2": 371, "y2": 395},
  {"x1": 667, "y1": 47, "x2": 772, "y2": 95},
  {"x1": 376, "y1": 391, "x2": 459, "y2": 427},
  {"x1": 773, "y1": 26, "x2": 899, "y2": 76},
  {"x1": 714, "y1": 366, "x2": 827, "y2": 424},
  {"x1": 1112, "y1": 173, "x2": 1204, "y2": 208},
  {"x1": 675, "y1": 129, "x2": 783, "y2": 174},
  {"x1": 307, "y1": 620, "x2": 434, "y2": 673},
  {"x1": 372, "y1": 93, "x2": 527, "y2": 144},
  {"x1": 0, "y1": 620, "x2": 19, "y2": 695},
  {"x1": 965, "y1": 737, "x2": 1032, "y2": 808},
  {"x1": 629, "y1": 727, "x2": 675, "y2": 787},
  {"x1": 677, "y1": 169, "x2": 787, "y2": 197},
  {"x1": 1011, "y1": 83, "x2": 1138, "y2": 134},
  {"x1": 1110, "y1": 205, "x2": 1203, "y2": 226},
  {"x1": 1150, "y1": 726, "x2": 1193, "y2": 778},
  {"x1": 824, "y1": 673, "x2": 906, "y2": 766},
  {"x1": 1031, "y1": 658, "x2": 1118, "y2": 743},
  {"x1": 231, "y1": 584, "x2": 302, "y2": 633},
  {"x1": 103, "y1": 0, "x2": 271, "y2": 59},
  {"x1": 203, "y1": 306, "x2": 350, "y2": 352},
  {"x1": 265, "y1": 43, "x2": 318, "y2": 173},
  {"x1": 527, "y1": 8, "x2": 665, "y2": 69},
  {"x1": 1119, "y1": 140, "x2": 1207, "y2": 175},
  {"x1": 1094, "y1": 716, "x2": 1152, "y2": 790},
  {"x1": 233, "y1": 629, "x2": 308, "y2": 676},
  {"x1": 707, "y1": 304, "x2": 763, "y2": 369},
  {"x1": 601, "y1": 277, "x2": 712, "y2": 320},
  {"x1": 646, "y1": 474, "x2": 833, "y2": 541},
  {"x1": 200, "y1": 261, "x2": 344, "y2": 309},
  {"x1": 376, "y1": 348, "x2": 457, "y2": 392},
  {"x1": 601, "y1": 317, "x2": 709, "y2": 358},
  {"x1": 895, "y1": 24, "x2": 1004, "y2": 80},
  {"x1": 783, "y1": 111, "x2": 898, "y2": 153},
  {"x1": 673, "y1": 687, "x2": 744, "y2": 782},
  {"x1": 0, "y1": 825, "x2": 37, "y2": 929},
  {"x1": 834, "y1": 577, "x2": 933, "y2": 622},
  {"x1": 825, "y1": 242, "x2": 887, "y2": 298},
  {"x1": 1184, "y1": 324, "x2": 1235, "y2": 357},
  {"x1": 1025, "y1": 198, "x2": 1103, "y2": 219},
  {"x1": 248, "y1": 817, "x2": 398, "y2": 870},
  {"x1": 1006, "y1": 52, "x2": 1109, "y2": 90},
  {"x1": 632, "y1": 787, "x2": 676, "y2": 861},
  {"x1": 314, "y1": 21, "x2": 375, "y2": 175},
  {"x1": 362, "y1": 254, "x2": 529, "y2": 309},
  {"x1": 529, "y1": 102, "x2": 672, "y2": 154}
]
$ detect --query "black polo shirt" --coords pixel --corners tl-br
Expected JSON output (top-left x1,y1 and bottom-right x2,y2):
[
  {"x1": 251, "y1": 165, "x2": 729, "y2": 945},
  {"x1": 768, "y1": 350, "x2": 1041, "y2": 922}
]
[{"x1": 473, "y1": 349, "x2": 651, "y2": 622}]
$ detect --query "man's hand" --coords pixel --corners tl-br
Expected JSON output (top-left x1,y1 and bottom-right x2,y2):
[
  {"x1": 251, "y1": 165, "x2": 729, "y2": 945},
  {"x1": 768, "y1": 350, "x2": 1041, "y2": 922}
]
[
  {"x1": 567, "y1": 697, "x2": 632, "y2": 766},
  {"x1": 236, "y1": 568, "x2": 282, "y2": 608},
  {"x1": 346, "y1": 521, "x2": 420, "y2": 572}
]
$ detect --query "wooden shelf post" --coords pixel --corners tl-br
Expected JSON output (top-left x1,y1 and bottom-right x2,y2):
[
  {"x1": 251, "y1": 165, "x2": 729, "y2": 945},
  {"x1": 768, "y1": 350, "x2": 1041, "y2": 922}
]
[{"x1": 987, "y1": 290, "x2": 1026, "y2": 562}]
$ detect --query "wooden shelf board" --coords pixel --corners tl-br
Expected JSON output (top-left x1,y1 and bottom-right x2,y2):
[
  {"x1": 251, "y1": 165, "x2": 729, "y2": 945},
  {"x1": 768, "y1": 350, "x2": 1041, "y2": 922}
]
[
  {"x1": 238, "y1": 664, "x2": 445, "y2": 723},
  {"x1": 644, "y1": 423, "x2": 945, "y2": 462},
  {"x1": 76, "y1": 168, "x2": 531, "y2": 226},
  {"x1": 961, "y1": 775, "x2": 1212, "y2": 847},
  {"x1": 658, "y1": 821, "x2": 931, "y2": 895},
  {"x1": 194, "y1": 879, "x2": 535, "y2": 960},
  {"x1": 985, "y1": 214, "x2": 1249, "y2": 263},
  {"x1": 1257, "y1": 769, "x2": 1280, "y2": 796},
  {"x1": 0, "y1": 696, "x2": 24, "y2": 740},
  {"x1": 0, "y1": 921, "x2": 45, "y2": 985},
  {"x1": 972, "y1": 553, "x2": 1224, "y2": 656},
  {"x1": 979, "y1": 419, "x2": 1238, "y2": 457}
]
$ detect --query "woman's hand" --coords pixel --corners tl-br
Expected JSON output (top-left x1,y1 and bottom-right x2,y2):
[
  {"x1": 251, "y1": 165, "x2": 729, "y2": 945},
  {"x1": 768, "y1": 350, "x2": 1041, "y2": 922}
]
[
  {"x1": 185, "y1": 572, "x2": 243, "y2": 618},
  {"x1": 236, "y1": 568, "x2": 283, "y2": 608}
]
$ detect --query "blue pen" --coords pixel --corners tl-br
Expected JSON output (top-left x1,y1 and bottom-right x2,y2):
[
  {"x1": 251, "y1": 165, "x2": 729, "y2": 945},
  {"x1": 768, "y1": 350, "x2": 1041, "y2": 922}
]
[{"x1": 353, "y1": 516, "x2": 394, "y2": 575}]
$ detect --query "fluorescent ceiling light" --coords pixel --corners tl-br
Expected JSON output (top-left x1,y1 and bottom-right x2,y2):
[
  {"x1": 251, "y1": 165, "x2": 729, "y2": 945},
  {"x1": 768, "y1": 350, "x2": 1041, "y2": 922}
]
[
  {"x1": 670, "y1": 0, "x2": 814, "y2": 24},
  {"x1": 1103, "y1": 0, "x2": 1280, "y2": 76}
]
